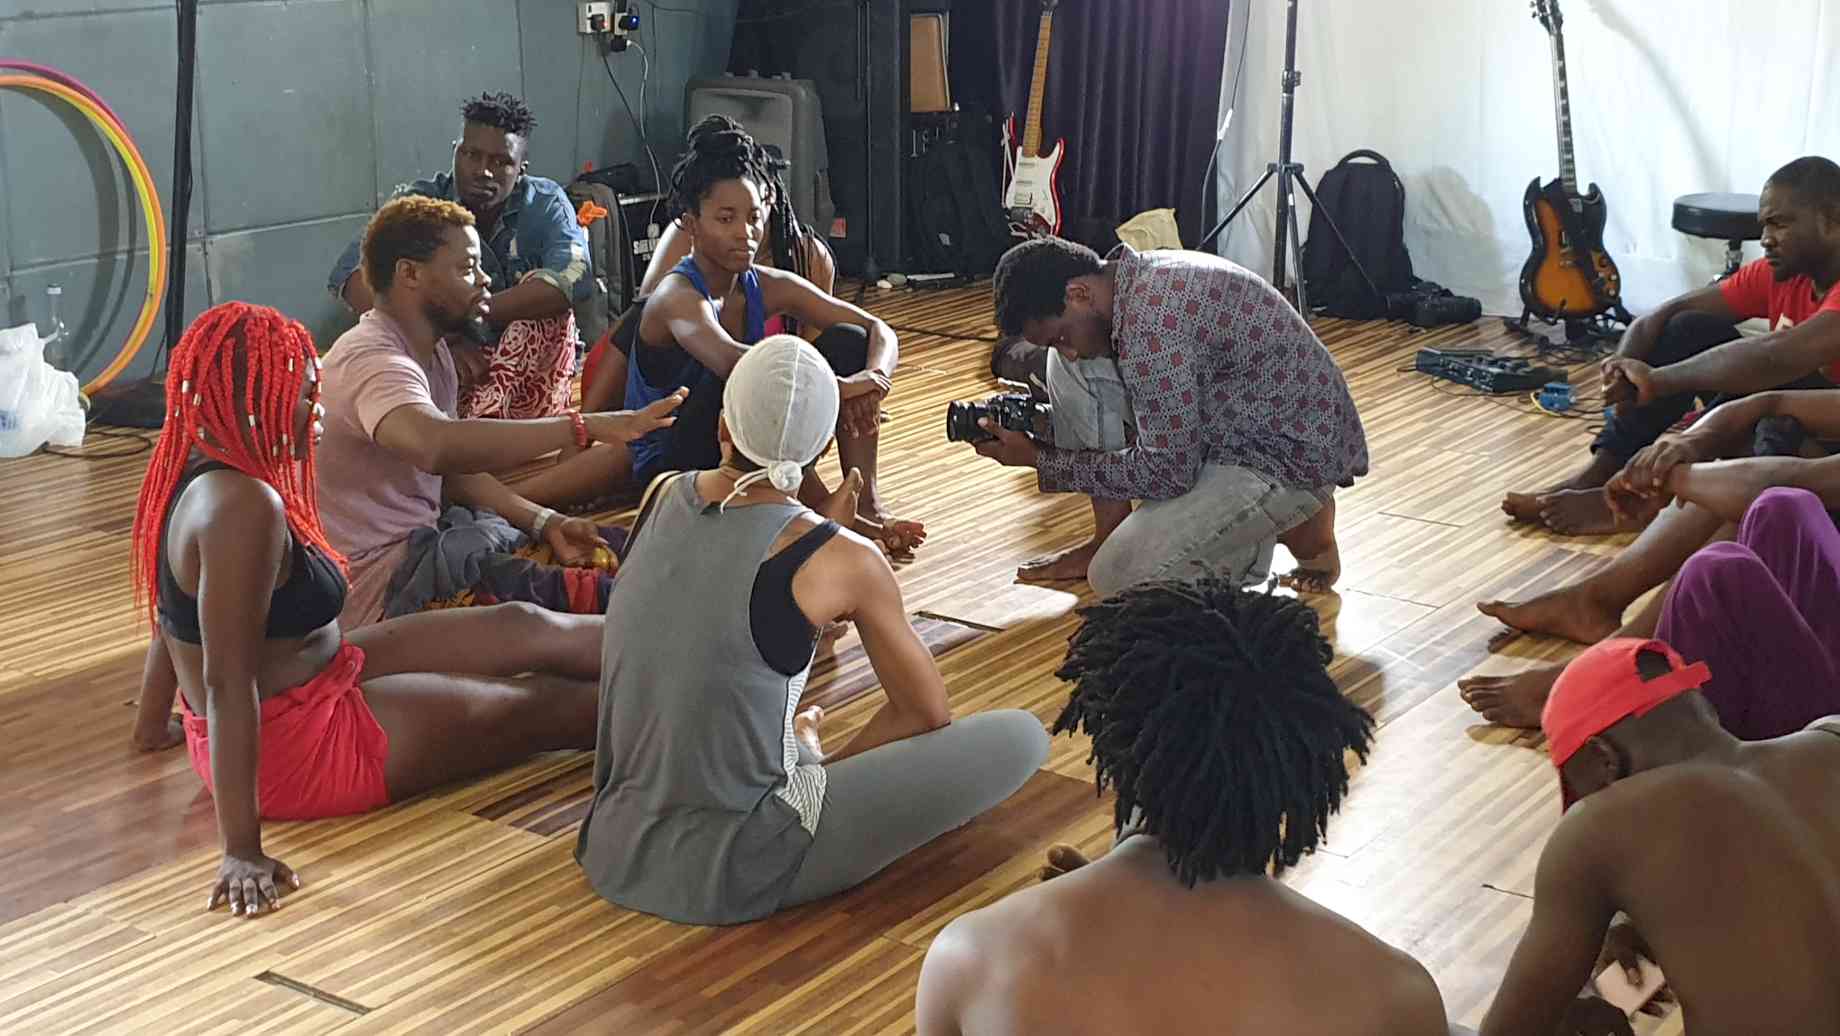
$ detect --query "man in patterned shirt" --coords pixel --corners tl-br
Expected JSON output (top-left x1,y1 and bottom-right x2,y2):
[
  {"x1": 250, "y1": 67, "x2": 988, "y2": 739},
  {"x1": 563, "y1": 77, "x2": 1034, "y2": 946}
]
[{"x1": 968, "y1": 238, "x2": 1368, "y2": 595}]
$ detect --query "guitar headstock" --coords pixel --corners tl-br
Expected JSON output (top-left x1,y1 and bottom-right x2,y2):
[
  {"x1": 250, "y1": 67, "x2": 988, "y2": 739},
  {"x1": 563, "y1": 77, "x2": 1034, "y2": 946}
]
[
  {"x1": 1530, "y1": 0, "x2": 1563, "y2": 35},
  {"x1": 1040, "y1": 0, "x2": 1060, "y2": 10}
]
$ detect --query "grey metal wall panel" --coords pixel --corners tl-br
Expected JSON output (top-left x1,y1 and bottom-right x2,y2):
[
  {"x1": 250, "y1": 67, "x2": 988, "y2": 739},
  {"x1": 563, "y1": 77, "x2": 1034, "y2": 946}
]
[
  {"x1": 515, "y1": 0, "x2": 600, "y2": 183},
  {"x1": 2, "y1": 1, "x2": 173, "y2": 15},
  {"x1": 5, "y1": 242, "x2": 210, "y2": 385},
  {"x1": 367, "y1": 0, "x2": 521, "y2": 197},
  {"x1": 196, "y1": 0, "x2": 372, "y2": 232},
  {"x1": 1, "y1": 8, "x2": 204, "y2": 267},
  {"x1": 206, "y1": 214, "x2": 365, "y2": 349}
]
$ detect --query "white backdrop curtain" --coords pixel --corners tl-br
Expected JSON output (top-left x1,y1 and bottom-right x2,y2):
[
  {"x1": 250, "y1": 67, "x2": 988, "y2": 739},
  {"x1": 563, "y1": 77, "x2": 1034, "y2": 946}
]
[{"x1": 1212, "y1": 0, "x2": 1840, "y2": 315}]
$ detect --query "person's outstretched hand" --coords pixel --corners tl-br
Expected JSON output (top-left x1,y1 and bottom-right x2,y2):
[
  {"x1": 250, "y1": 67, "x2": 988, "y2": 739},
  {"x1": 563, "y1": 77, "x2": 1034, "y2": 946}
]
[
  {"x1": 584, "y1": 388, "x2": 688, "y2": 444},
  {"x1": 209, "y1": 851, "x2": 300, "y2": 918}
]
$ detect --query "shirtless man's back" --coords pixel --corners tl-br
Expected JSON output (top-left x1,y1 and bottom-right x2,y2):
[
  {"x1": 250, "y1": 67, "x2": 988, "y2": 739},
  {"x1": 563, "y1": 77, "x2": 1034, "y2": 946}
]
[
  {"x1": 1483, "y1": 641, "x2": 1840, "y2": 1035},
  {"x1": 920, "y1": 837, "x2": 1446, "y2": 1036},
  {"x1": 916, "y1": 582, "x2": 1450, "y2": 1036}
]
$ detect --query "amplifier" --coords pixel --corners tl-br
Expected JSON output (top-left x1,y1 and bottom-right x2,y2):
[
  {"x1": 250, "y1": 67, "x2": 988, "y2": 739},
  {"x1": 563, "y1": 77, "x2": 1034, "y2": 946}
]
[{"x1": 613, "y1": 191, "x2": 667, "y2": 311}]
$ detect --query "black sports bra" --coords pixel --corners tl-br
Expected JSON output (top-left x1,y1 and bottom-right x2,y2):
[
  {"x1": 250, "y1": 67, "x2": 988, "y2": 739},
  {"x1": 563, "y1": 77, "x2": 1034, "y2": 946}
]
[
  {"x1": 156, "y1": 462, "x2": 348, "y2": 645},
  {"x1": 751, "y1": 520, "x2": 842, "y2": 676}
]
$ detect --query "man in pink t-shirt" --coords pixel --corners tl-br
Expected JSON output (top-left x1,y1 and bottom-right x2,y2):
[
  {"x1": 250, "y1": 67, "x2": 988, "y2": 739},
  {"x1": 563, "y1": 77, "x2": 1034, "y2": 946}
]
[
  {"x1": 318, "y1": 310, "x2": 460, "y2": 626},
  {"x1": 317, "y1": 196, "x2": 683, "y2": 629},
  {"x1": 1500, "y1": 156, "x2": 1840, "y2": 537}
]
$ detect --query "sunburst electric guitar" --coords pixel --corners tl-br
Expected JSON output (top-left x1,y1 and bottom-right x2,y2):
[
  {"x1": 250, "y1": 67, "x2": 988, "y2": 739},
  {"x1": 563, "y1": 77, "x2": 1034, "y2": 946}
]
[
  {"x1": 1520, "y1": 0, "x2": 1626, "y2": 321},
  {"x1": 1002, "y1": 0, "x2": 1065, "y2": 238}
]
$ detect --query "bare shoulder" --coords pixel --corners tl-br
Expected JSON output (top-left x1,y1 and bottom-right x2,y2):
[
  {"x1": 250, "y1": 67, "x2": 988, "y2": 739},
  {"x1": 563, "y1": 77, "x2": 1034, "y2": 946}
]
[
  {"x1": 754, "y1": 264, "x2": 824, "y2": 307},
  {"x1": 1794, "y1": 715, "x2": 1840, "y2": 746},
  {"x1": 1376, "y1": 948, "x2": 1449, "y2": 1036},
  {"x1": 1559, "y1": 763, "x2": 1788, "y2": 867},
  {"x1": 918, "y1": 910, "x2": 997, "y2": 1034},
  {"x1": 921, "y1": 904, "x2": 1055, "y2": 1015},
  {"x1": 169, "y1": 470, "x2": 288, "y2": 587},
  {"x1": 638, "y1": 274, "x2": 712, "y2": 342},
  {"x1": 646, "y1": 272, "x2": 705, "y2": 310},
  {"x1": 804, "y1": 235, "x2": 837, "y2": 292},
  {"x1": 186, "y1": 468, "x2": 286, "y2": 534}
]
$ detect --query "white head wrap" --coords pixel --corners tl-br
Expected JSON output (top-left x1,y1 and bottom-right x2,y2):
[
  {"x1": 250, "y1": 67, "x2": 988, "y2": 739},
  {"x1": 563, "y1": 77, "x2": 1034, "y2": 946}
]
[{"x1": 720, "y1": 334, "x2": 840, "y2": 507}]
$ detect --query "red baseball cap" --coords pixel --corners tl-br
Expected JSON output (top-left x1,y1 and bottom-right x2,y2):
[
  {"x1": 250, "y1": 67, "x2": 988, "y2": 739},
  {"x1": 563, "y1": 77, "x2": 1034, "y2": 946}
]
[{"x1": 1541, "y1": 638, "x2": 1711, "y2": 810}]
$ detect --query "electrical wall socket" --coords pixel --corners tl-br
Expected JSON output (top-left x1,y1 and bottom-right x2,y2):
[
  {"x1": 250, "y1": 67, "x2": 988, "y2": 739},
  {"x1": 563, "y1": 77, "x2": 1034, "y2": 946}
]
[{"x1": 578, "y1": 2, "x2": 612, "y2": 34}]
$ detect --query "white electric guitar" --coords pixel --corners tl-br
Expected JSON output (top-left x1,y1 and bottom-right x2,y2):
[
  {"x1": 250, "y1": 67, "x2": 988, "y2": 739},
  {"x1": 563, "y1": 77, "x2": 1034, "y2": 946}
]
[{"x1": 1002, "y1": 0, "x2": 1065, "y2": 238}]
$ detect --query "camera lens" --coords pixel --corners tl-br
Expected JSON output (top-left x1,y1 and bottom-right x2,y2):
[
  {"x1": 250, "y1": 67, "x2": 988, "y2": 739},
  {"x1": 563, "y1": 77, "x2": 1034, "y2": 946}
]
[{"x1": 944, "y1": 400, "x2": 992, "y2": 443}]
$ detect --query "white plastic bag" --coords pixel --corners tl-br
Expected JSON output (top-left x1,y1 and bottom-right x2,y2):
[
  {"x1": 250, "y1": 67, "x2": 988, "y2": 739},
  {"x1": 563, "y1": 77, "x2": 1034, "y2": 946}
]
[{"x1": 0, "y1": 323, "x2": 85, "y2": 458}]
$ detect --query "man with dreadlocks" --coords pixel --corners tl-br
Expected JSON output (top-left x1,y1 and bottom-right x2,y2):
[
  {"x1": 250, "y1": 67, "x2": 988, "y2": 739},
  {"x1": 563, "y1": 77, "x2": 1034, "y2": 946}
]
[
  {"x1": 604, "y1": 118, "x2": 921, "y2": 552},
  {"x1": 130, "y1": 302, "x2": 615, "y2": 920},
  {"x1": 329, "y1": 92, "x2": 591, "y2": 423},
  {"x1": 315, "y1": 196, "x2": 682, "y2": 630},
  {"x1": 916, "y1": 580, "x2": 1451, "y2": 1036}
]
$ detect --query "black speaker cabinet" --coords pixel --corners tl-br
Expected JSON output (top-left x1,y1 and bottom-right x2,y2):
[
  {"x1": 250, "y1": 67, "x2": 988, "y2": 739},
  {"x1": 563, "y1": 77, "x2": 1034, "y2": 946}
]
[{"x1": 733, "y1": 1, "x2": 951, "y2": 278}]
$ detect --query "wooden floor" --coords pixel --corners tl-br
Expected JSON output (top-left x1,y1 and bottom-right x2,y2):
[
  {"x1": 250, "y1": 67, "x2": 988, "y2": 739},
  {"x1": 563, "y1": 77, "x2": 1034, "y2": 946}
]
[{"x1": 0, "y1": 285, "x2": 1678, "y2": 1034}]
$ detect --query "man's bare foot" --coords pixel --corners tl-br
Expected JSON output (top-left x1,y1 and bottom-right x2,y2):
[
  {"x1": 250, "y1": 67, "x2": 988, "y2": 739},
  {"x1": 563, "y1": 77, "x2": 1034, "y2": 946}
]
[
  {"x1": 1502, "y1": 491, "x2": 1548, "y2": 524},
  {"x1": 817, "y1": 469, "x2": 864, "y2": 524},
  {"x1": 1038, "y1": 843, "x2": 1092, "y2": 882},
  {"x1": 1017, "y1": 542, "x2": 1100, "y2": 584},
  {"x1": 1458, "y1": 665, "x2": 1563, "y2": 728},
  {"x1": 1281, "y1": 542, "x2": 1343, "y2": 594},
  {"x1": 795, "y1": 705, "x2": 825, "y2": 762},
  {"x1": 1535, "y1": 488, "x2": 1637, "y2": 537},
  {"x1": 1503, "y1": 453, "x2": 1625, "y2": 525},
  {"x1": 1476, "y1": 584, "x2": 1623, "y2": 644}
]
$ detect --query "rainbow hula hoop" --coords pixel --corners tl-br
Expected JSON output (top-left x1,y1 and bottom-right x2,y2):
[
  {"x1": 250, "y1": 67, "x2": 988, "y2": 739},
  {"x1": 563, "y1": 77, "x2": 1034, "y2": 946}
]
[{"x1": 0, "y1": 72, "x2": 168, "y2": 394}]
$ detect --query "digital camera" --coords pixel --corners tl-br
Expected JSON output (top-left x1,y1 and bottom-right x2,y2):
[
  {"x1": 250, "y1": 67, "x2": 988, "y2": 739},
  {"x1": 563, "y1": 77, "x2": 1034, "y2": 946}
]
[{"x1": 944, "y1": 393, "x2": 1053, "y2": 444}]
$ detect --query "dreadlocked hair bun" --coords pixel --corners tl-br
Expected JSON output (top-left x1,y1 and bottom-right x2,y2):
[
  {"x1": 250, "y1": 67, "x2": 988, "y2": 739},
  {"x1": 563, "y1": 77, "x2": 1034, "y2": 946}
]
[
  {"x1": 130, "y1": 302, "x2": 345, "y2": 629},
  {"x1": 687, "y1": 113, "x2": 746, "y2": 145},
  {"x1": 669, "y1": 124, "x2": 760, "y2": 221},
  {"x1": 1052, "y1": 578, "x2": 1376, "y2": 886}
]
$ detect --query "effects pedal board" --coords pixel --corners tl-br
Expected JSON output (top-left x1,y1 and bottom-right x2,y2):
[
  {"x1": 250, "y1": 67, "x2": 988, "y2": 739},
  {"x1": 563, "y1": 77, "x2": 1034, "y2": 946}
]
[{"x1": 1414, "y1": 349, "x2": 1565, "y2": 394}]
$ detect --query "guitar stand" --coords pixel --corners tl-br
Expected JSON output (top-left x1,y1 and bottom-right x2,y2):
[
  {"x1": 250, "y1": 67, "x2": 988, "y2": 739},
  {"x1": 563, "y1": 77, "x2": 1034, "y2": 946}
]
[{"x1": 1505, "y1": 305, "x2": 1630, "y2": 352}]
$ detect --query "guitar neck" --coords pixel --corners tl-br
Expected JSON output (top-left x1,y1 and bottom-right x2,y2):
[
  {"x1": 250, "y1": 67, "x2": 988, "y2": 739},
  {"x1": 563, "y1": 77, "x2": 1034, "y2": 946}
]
[
  {"x1": 1021, "y1": 10, "x2": 1053, "y2": 156},
  {"x1": 1549, "y1": 30, "x2": 1579, "y2": 195}
]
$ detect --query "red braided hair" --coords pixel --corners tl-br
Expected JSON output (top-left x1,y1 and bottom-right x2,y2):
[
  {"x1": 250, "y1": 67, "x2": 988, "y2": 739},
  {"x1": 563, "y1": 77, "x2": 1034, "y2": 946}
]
[{"x1": 131, "y1": 302, "x2": 346, "y2": 628}]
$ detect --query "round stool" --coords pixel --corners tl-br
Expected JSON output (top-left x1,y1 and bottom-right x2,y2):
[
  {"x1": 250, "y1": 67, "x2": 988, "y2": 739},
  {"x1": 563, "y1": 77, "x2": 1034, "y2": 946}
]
[{"x1": 1672, "y1": 192, "x2": 1762, "y2": 279}]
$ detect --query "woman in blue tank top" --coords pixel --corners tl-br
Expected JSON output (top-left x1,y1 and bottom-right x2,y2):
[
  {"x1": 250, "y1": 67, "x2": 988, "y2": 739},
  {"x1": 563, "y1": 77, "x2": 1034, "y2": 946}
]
[{"x1": 623, "y1": 124, "x2": 924, "y2": 556}]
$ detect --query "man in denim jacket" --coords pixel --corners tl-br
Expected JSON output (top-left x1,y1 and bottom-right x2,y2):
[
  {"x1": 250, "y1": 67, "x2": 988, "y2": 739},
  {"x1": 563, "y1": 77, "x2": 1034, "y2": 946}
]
[{"x1": 330, "y1": 92, "x2": 591, "y2": 421}]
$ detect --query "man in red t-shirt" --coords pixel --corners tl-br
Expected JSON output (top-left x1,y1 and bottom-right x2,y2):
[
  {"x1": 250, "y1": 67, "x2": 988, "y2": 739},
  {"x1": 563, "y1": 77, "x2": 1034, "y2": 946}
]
[{"x1": 1502, "y1": 156, "x2": 1840, "y2": 536}]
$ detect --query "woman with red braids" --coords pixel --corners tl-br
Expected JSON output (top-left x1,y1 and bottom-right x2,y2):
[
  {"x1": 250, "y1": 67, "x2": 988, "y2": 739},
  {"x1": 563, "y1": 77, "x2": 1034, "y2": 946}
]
[{"x1": 130, "y1": 302, "x2": 605, "y2": 919}]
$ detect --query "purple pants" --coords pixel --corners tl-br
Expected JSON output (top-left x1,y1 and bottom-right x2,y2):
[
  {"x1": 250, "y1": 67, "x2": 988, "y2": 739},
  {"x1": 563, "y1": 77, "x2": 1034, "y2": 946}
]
[{"x1": 1656, "y1": 488, "x2": 1840, "y2": 739}]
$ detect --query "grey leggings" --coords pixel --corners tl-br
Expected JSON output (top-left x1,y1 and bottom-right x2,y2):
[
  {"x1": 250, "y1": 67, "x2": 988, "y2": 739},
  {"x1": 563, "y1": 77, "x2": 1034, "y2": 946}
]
[{"x1": 780, "y1": 709, "x2": 1050, "y2": 907}]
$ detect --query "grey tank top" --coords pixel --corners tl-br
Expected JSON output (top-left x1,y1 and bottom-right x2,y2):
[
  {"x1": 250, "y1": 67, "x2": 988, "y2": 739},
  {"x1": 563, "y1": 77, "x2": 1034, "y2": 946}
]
[{"x1": 575, "y1": 474, "x2": 829, "y2": 925}]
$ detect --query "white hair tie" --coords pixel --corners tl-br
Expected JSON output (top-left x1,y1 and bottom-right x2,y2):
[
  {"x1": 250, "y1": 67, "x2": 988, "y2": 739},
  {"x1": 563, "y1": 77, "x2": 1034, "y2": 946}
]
[{"x1": 767, "y1": 460, "x2": 804, "y2": 493}]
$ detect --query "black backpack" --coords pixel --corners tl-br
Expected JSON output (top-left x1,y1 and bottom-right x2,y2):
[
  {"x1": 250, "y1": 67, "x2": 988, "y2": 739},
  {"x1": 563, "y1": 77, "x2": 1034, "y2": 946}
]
[
  {"x1": 1301, "y1": 149, "x2": 1414, "y2": 318},
  {"x1": 907, "y1": 134, "x2": 1011, "y2": 280}
]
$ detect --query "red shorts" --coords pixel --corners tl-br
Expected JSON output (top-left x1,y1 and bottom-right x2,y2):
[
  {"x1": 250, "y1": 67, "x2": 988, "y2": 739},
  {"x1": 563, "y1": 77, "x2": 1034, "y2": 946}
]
[{"x1": 180, "y1": 642, "x2": 392, "y2": 820}]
